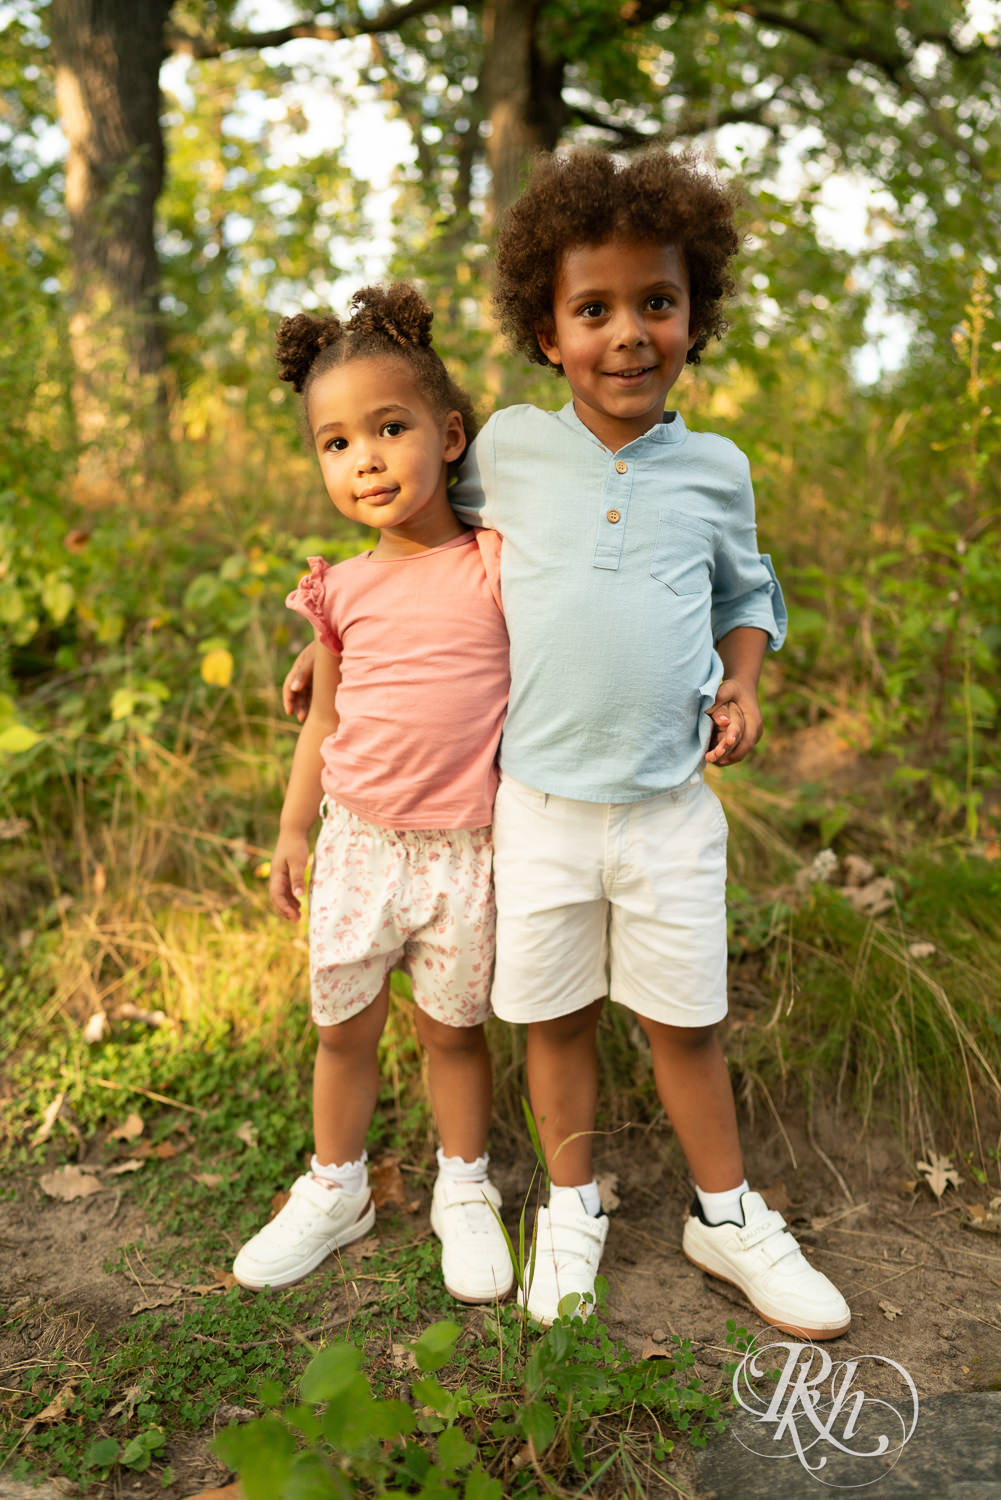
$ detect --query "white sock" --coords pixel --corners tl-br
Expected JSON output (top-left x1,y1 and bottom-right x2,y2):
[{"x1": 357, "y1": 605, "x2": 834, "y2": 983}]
[
  {"x1": 551, "y1": 1180, "x2": 602, "y2": 1217},
  {"x1": 436, "y1": 1147, "x2": 489, "y2": 1184},
  {"x1": 311, "y1": 1150, "x2": 368, "y2": 1194},
  {"x1": 695, "y1": 1180, "x2": 749, "y2": 1226}
]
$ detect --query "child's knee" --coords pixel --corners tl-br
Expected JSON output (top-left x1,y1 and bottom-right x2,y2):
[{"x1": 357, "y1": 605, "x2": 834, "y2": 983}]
[{"x1": 416, "y1": 1012, "x2": 487, "y2": 1057}]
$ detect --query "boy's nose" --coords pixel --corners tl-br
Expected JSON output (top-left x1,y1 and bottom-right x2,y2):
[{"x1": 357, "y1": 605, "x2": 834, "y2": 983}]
[
  {"x1": 356, "y1": 449, "x2": 385, "y2": 472},
  {"x1": 612, "y1": 308, "x2": 649, "y2": 346}
]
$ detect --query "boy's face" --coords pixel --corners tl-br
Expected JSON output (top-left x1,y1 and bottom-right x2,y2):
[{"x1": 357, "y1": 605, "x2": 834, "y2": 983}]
[{"x1": 537, "y1": 240, "x2": 698, "y2": 452}]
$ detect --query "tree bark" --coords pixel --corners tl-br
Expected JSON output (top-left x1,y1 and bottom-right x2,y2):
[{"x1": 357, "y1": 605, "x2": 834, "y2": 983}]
[
  {"x1": 50, "y1": 0, "x2": 173, "y2": 492},
  {"x1": 480, "y1": 0, "x2": 566, "y2": 224}
]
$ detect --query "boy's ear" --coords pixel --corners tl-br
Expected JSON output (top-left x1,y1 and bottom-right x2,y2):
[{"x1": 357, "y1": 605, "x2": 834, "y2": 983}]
[
  {"x1": 535, "y1": 322, "x2": 562, "y2": 369},
  {"x1": 442, "y1": 409, "x2": 466, "y2": 461},
  {"x1": 687, "y1": 319, "x2": 700, "y2": 351}
]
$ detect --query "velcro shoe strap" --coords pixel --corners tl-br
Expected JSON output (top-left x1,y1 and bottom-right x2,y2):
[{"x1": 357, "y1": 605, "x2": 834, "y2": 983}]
[
  {"x1": 548, "y1": 1218, "x2": 606, "y2": 1254},
  {"x1": 737, "y1": 1210, "x2": 792, "y2": 1252}
]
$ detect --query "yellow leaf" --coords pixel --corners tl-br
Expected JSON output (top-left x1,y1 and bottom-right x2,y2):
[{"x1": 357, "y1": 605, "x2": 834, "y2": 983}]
[
  {"x1": 201, "y1": 648, "x2": 234, "y2": 687},
  {"x1": 254, "y1": 860, "x2": 271, "y2": 879}
]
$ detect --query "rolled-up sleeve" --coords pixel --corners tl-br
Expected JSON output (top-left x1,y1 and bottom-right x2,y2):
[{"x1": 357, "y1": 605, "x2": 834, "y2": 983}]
[{"x1": 711, "y1": 468, "x2": 787, "y2": 651}]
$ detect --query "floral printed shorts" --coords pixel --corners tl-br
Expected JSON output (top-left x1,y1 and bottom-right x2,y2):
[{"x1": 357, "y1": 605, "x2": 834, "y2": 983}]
[{"x1": 308, "y1": 800, "x2": 495, "y2": 1027}]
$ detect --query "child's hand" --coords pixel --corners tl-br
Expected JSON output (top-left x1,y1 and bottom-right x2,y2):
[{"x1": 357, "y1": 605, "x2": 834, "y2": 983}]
[
  {"x1": 282, "y1": 642, "x2": 316, "y2": 722},
  {"x1": 269, "y1": 831, "x2": 310, "y2": 921},
  {"x1": 704, "y1": 678, "x2": 763, "y2": 766}
]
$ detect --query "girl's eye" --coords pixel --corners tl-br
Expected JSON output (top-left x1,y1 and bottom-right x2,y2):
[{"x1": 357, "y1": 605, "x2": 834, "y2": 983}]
[
  {"x1": 326, "y1": 436, "x2": 348, "y2": 452},
  {"x1": 579, "y1": 302, "x2": 606, "y2": 319},
  {"x1": 382, "y1": 421, "x2": 407, "y2": 437}
]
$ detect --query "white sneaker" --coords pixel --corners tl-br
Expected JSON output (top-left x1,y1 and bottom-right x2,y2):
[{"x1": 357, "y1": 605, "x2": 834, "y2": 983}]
[
  {"x1": 430, "y1": 1176, "x2": 514, "y2": 1304},
  {"x1": 233, "y1": 1173, "x2": 375, "y2": 1290},
  {"x1": 682, "y1": 1189, "x2": 851, "y2": 1339},
  {"x1": 518, "y1": 1192, "x2": 609, "y2": 1327}
]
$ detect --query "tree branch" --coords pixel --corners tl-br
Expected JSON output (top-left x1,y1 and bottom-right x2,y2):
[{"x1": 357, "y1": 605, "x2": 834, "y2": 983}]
[{"x1": 166, "y1": 0, "x2": 465, "y2": 60}]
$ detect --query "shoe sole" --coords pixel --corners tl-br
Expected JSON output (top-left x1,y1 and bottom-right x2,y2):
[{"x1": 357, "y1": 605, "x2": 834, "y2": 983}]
[
  {"x1": 684, "y1": 1247, "x2": 851, "y2": 1340},
  {"x1": 233, "y1": 1199, "x2": 376, "y2": 1291},
  {"x1": 430, "y1": 1201, "x2": 515, "y2": 1304}
]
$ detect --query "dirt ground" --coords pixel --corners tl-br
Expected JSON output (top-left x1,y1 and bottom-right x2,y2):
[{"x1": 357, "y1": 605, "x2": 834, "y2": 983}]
[{"x1": 3, "y1": 1104, "x2": 1001, "y2": 1500}]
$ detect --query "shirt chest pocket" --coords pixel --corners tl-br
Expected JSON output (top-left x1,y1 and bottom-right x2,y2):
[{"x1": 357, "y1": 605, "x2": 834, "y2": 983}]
[{"x1": 651, "y1": 509, "x2": 718, "y2": 597}]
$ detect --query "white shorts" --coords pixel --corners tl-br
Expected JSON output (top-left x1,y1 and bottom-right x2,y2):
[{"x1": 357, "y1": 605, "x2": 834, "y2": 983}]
[
  {"x1": 491, "y1": 773, "x2": 728, "y2": 1026},
  {"x1": 308, "y1": 801, "x2": 495, "y2": 1028}
]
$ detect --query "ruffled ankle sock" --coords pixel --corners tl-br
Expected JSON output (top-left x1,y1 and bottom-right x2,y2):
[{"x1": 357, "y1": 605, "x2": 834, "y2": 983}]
[
  {"x1": 436, "y1": 1147, "x2": 489, "y2": 1184},
  {"x1": 311, "y1": 1150, "x2": 368, "y2": 1194}
]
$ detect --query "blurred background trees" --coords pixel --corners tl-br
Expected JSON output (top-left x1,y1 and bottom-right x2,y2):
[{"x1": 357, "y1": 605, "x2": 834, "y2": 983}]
[{"x1": 1, "y1": 2, "x2": 999, "y2": 1143}]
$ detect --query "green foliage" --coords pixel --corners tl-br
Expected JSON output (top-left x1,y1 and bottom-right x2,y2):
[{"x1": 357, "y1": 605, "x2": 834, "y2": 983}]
[{"x1": 214, "y1": 1304, "x2": 729, "y2": 1500}]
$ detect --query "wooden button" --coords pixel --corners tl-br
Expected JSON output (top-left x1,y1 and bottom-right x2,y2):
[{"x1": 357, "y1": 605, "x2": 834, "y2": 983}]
[
  {"x1": 606, "y1": 509, "x2": 621, "y2": 523},
  {"x1": 614, "y1": 460, "x2": 628, "y2": 474}
]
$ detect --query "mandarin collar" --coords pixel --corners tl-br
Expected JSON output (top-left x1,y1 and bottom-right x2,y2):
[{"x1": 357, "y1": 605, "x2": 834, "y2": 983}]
[{"x1": 555, "y1": 400, "x2": 687, "y2": 452}]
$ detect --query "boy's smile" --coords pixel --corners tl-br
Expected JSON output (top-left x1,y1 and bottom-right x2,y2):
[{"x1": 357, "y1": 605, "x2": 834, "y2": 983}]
[{"x1": 536, "y1": 240, "x2": 698, "y2": 452}]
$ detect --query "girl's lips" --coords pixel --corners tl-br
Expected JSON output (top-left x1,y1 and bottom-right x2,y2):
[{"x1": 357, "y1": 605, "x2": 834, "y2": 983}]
[{"x1": 358, "y1": 486, "x2": 398, "y2": 502}]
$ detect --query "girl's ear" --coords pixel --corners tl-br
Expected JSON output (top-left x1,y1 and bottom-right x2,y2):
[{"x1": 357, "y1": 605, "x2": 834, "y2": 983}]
[
  {"x1": 442, "y1": 409, "x2": 466, "y2": 461},
  {"x1": 536, "y1": 322, "x2": 562, "y2": 368},
  {"x1": 687, "y1": 319, "x2": 700, "y2": 351}
]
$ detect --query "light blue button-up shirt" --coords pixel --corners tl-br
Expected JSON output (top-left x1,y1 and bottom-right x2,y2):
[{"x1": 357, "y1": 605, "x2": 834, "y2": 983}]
[{"x1": 451, "y1": 400, "x2": 787, "y2": 802}]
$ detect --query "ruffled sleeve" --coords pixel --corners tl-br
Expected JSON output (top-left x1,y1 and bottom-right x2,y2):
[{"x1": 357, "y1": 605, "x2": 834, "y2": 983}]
[
  {"x1": 286, "y1": 556, "x2": 343, "y2": 654},
  {"x1": 473, "y1": 527, "x2": 503, "y2": 617}
]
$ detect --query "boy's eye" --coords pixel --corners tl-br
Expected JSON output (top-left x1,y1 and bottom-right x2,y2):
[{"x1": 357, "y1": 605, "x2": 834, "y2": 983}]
[
  {"x1": 326, "y1": 436, "x2": 348, "y2": 452},
  {"x1": 647, "y1": 294, "x2": 673, "y2": 311},
  {"x1": 579, "y1": 302, "x2": 606, "y2": 319},
  {"x1": 381, "y1": 420, "x2": 407, "y2": 437}
]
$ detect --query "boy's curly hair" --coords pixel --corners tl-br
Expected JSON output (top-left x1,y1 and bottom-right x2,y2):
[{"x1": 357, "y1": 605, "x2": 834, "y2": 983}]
[
  {"x1": 275, "y1": 282, "x2": 478, "y2": 459},
  {"x1": 493, "y1": 148, "x2": 741, "y2": 370}
]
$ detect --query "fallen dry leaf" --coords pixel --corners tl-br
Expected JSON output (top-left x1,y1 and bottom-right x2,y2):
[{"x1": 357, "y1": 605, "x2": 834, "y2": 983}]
[
  {"x1": 106, "y1": 1158, "x2": 144, "y2": 1176},
  {"x1": 879, "y1": 1299, "x2": 903, "y2": 1321},
  {"x1": 32, "y1": 1091, "x2": 67, "y2": 1146},
  {"x1": 640, "y1": 1336, "x2": 673, "y2": 1360},
  {"x1": 841, "y1": 853, "x2": 875, "y2": 887},
  {"x1": 917, "y1": 1154, "x2": 962, "y2": 1198},
  {"x1": 105, "y1": 1383, "x2": 144, "y2": 1422},
  {"x1": 39, "y1": 1164, "x2": 104, "y2": 1202},
  {"x1": 908, "y1": 941, "x2": 936, "y2": 960},
  {"x1": 844, "y1": 877, "x2": 895, "y2": 916},
  {"x1": 31, "y1": 1382, "x2": 78, "y2": 1425},
  {"x1": 181, "y1": 1486, "x2": 242, "y2": 1500},
  {"x1": 109, "y1": 1112, "x2": 145, "y2": 1142},
  {"x1": 193, "y1": 1172, "x2": 224, "y2": 1187},
  {"x1": 211, "y1": 1267, "x2": 239, "y2": 1289},
  {"x1": 391, "y1": 1343, "x2": 417, "y2": 1371},
  {"x1": 235, "y1": 1121, "x2": 259, "y2": 1149},
  {"x1": 596, "y1": 1172, "x2": 621, "y2": 1212},
  {"x1": 118, "y1": 1002, "x2": 168, "y2": 1027},
  {"x1": 341, "y1": 1235, "x2": 381, "y2": 1262},
  {"x1": 82, "y1": 1010, "x2": 109, "y2": 1044},
  {"x1": 131, "y1": 1290, "x2": 181, "y2": 1314},
  {"x1": 761, "y1": 1178, "x2": 791, "y2": 1216},
  {"x1": 369, "y1": 1155, "x2": 407, "y2": 1208}
]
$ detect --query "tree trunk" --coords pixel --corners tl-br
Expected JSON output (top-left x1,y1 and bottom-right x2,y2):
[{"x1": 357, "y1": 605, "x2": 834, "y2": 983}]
[
  {"x1": 50, "y1": 0, "x2": 174, "y2": 496},
  {"x1": 481, "y1": 0, "x2": 566, "y2": 225}
]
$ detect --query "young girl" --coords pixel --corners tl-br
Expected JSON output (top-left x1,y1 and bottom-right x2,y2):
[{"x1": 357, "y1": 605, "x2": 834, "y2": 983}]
[{"x1": 233, "y1": 284, "x2": 513, "y2": 1305}]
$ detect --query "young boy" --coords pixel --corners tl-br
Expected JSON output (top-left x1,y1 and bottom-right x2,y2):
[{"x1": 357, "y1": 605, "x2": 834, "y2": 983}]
[{"x1": 446, "y1": 147, "x2": 851, "y2": 1337}]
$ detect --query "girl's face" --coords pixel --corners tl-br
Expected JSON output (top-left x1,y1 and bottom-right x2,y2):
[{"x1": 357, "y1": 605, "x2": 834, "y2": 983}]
[
  {"x1": 309, "y1": 356, "x2": 466, "y2": 556},
  {"x1": 536, "y1": 240, "x2": 698, "y2": 452}
]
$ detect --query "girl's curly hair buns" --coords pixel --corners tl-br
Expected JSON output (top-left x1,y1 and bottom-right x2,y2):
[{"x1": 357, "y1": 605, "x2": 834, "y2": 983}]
[
  {"x1": 493, "y1": 148, "x2": 741, "y2": 370},
  {"x1": 275, "y1": 282, "x2": 477, "y2": 456}
]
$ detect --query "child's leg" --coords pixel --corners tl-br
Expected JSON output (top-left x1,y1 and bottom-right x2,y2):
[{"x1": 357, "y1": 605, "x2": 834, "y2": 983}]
[
  {"x1": 413, "y1": 1011, "x2": 491, "y2": 1160},
  {"x1": 524, "y1": 998, "x2": 604, "y2": 1186},
  {"x1": 637, "y1": 1018, "x2": 744, "y2": 1193},
  {"x1": 313, "y1": 980, "x2": 390, "y2": 1165}
]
